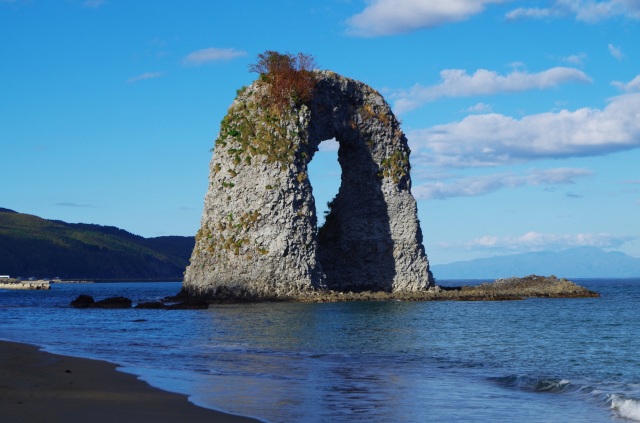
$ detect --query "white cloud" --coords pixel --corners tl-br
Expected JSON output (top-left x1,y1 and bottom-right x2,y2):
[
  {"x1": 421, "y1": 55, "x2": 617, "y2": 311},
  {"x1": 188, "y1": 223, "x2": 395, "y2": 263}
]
[
  {"x1": 608, "y1": 43, "x2": 624, "y2": 60},
  {"x1": 506, "y1": 0, "x2": 640, "y2": 22},
  {"x1": 612, "y1": 75, "x2": 640, "y2": 91},
  {"x1": 461, "y1": 231, "x2": 634, "y2": 251},
  {"x1": 408, "y1": 85, "x2": 640, "y2": 168},
  {"x1": 127, "y1": 72, "x2": 165, "y2": 84},
  {"x1": 318, "y1": 138, "x2": 339, "y2": 152},
  {"x1": 569, "y1": 0, "x2": 640, "y2": 21},
  {"x1": 182, "y1": 48, "x2": 247, "y2": 66},
  {"x1": 561, "y1": 53, "x2": 588, "y2": 66},
  {"x1": 393, "y1": 67, "x2": 591, "y2": 114},
  {"x1": 413, "y1": 168, "x2": 592, "y2": 200},
  {"x1": 466, "y1": 102, "x2": 492, "y2": 113},
  {"x1": 346, "y1": 0, "x2": 506, "y2": 37},
  {"x1": 506, "y1": 7, "x2": 556, "y2": 20}
]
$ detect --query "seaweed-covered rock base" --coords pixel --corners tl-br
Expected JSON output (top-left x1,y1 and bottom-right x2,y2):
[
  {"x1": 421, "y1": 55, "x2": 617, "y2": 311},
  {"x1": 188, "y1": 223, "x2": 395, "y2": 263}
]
[{"x1": 176, "y1": 275, "x2": 598, "y2": 303}]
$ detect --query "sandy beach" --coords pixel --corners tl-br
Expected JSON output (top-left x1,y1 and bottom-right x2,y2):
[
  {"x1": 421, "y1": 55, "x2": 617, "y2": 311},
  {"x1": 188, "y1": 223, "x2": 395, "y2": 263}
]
[{"x1": 0, "y1": 340, "x2": 259, "y2": 423}]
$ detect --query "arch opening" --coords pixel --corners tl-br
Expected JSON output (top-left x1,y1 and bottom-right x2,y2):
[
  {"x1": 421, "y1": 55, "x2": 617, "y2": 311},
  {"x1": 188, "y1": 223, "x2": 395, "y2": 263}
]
[
  {"x1": 310, "y1": 130, "x2": 397, "y2": 293},
  {"x1": 307, "y1": 138, "x2": 341, "y2": 232}
]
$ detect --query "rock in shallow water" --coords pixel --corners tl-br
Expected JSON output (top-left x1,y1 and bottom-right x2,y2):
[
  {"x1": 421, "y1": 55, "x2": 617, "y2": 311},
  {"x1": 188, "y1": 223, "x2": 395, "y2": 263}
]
[
  {"x1": 183, "y1": 70, "x2": 434, "y2": 300},
  {"x1": 69, "y1": 294, "x2": 95, "y2": 308},
  {"x1": 93, "y1": 296, "x2": 132, "y2": 309},
  {"x1": 166, "y1": 299, "x2": 210, "y2": 310},
  {"x1": 70, "y1": 295, "x2": 131, "y2": 309},
  {"x1": 134, "y1": 301, "x2": 166, "y2": 309},
  {"x1": 70, "y1": 295, "x2": 210, "y2": 310},
  {"x1": 175, "y1": 275, "x2": 598, "y2": 303}
]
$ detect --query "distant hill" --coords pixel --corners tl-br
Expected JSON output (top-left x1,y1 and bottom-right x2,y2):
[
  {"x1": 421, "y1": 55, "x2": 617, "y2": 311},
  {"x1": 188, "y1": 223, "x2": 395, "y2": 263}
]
[
  {"x1": 0, "y1": 208, "x2": 195, "y2": 280},
  {"x1": 430, "y1": 247, "x2": 640, "y2": 280}
]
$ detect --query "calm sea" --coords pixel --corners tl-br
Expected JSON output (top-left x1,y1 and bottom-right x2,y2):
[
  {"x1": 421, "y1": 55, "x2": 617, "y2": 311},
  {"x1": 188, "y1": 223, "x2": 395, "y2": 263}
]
[{"x1": 1, "y1": 279, "x2": 639, "y2": 422}]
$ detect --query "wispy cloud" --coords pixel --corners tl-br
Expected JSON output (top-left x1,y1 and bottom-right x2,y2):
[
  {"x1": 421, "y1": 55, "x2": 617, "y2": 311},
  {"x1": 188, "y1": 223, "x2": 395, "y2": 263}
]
[
  {"x1": 457, "y1": 231, "x2": 635, "y2": 252},
  {"x1": 565, "y1": 192, "x2": 583, "y2": 198},
  {"x1": 413, "y1": 168, "x2": 592, "y2": 200},
  {"x1": 608, "y1": 43, "x2": 625, "y2": 60},
  {"x1": 506, "y1": 0, "x2": 640, "y2": 22},
  {"x1": 393, "y1": 67, "x2": 591, "y2": 114},
  {"x1": 346, "y1": 0, "x2": 506, "y2": 37},
  {"x1": 127, "y1": 71, "x2": 165, "y2": 84},
  {"x1": 561, "y1": 52, "x2": 588, "y2": 66},
  {"x1": 506, "y1": 7, "x2": 557, "y2": 20},
  {"x1": 182, "y1": 47, "x2": 247, "y2": 67},
  {"x1": 55, "y1": 202, "x2": 92, "y2": 208},
  {"x1": 465, "y1": 102, "x2": 492, "y2": 113},
  {"x1": 408, "y1": 77, "x2": 640, "y2": 168},
  {"x1": 612, "y1": 75, "x2": 640, "y2": 91}
]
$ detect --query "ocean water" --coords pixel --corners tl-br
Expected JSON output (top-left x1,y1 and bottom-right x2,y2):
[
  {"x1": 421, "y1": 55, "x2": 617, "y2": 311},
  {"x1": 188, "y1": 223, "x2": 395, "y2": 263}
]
[{"x1": 1, "y1": 279, "x2": 639, "y2": 422}]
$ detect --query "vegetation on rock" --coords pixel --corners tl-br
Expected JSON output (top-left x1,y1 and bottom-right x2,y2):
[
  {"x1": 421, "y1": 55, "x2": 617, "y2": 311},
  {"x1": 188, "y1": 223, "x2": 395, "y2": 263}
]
[
  {"x1": 249, "y1": 50, "x2": 318, "y2": 111},
  {"x1": 210, "y1": 51, "x2": 320, "y2": 169}
]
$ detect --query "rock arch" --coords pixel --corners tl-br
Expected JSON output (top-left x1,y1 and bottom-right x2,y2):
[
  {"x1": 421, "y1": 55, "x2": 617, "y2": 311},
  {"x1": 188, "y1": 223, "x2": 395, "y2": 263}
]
[{"x1": 183, "y1": 70, "x2": 434, "y2": 299}]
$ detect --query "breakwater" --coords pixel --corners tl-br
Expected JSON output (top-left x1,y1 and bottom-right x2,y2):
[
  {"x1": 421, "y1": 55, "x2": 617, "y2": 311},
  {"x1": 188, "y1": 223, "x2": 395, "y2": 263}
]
[{"x1": 0, "y1": 278, "x2": 50, "y2": 290}]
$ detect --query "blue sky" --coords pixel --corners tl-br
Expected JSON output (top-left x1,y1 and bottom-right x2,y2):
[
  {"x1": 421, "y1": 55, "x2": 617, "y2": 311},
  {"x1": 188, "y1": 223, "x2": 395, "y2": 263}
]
[{"x1": 2, "y1": 0, "x2": 640, "y2": 264}]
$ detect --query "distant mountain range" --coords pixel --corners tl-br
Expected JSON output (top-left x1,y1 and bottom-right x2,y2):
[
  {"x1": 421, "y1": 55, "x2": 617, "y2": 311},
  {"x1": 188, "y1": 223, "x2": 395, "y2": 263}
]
[
  {"x1": 430, "y1": 247, "x2": 640, "y2": 280},
  {"x1": 0, "y1": 208, "x2": 195, "y2": 280}
]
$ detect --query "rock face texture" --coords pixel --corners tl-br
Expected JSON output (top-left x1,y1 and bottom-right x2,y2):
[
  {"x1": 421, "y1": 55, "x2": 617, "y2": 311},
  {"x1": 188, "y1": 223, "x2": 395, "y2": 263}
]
[{"x1": 183, "y1": 70, "x2": 434, "y2": 299}]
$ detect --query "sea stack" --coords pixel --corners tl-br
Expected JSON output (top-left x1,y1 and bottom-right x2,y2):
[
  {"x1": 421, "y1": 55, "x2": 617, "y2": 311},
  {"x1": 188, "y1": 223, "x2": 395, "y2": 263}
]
[{"x1": 183, "y1": 63, "x2": 434, "y2": 299}]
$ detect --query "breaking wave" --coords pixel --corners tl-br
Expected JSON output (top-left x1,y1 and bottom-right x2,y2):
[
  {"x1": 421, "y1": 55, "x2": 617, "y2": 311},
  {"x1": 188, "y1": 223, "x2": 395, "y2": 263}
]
[
  {"x1": 609, "y1": 394, "x2": 640, "y2": 421},
  {"x1": 492, "y1": 374, "x2": 640, "y2": 421},
  {"x1": 491, "y1": 375, "x2": 574, "y2": 394}
]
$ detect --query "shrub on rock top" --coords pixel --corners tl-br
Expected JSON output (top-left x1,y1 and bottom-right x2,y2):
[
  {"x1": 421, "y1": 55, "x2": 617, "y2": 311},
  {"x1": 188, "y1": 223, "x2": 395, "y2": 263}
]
[{"x1": 249, "y1": 50, "x2": 318, "y2": 111}]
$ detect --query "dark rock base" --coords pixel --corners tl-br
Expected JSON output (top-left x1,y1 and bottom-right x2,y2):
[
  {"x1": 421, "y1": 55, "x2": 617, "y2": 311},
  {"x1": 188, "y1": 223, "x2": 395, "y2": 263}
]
[{"x1": 178, "y1": 275, "x2": 599, "y2": 303}]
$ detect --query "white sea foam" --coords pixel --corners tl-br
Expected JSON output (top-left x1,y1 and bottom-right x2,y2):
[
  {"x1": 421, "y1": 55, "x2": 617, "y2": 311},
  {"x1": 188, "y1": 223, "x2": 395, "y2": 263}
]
[{"x1": 611, "y1": 395, "x2": 640, "y2": 421}]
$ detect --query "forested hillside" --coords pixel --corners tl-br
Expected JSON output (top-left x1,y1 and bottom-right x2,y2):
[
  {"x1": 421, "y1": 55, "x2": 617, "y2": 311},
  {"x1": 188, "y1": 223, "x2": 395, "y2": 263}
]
[{"x1": 0, "y1": 208, "x2": 194, "y2": 280}]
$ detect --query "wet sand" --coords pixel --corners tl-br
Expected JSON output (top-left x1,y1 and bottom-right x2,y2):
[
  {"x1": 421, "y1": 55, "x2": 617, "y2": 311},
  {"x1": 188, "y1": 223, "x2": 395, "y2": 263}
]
[{"x1": 0, "y1": 340, "x2": 260, "y2": 423}]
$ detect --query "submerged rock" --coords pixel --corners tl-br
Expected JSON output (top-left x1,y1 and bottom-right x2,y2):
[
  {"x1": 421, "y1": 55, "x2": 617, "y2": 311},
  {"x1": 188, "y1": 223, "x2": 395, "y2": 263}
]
[
  {"x1": 166, "y1": 299, "x2": 209, "y2": 310},
  {"x1": 184, "y1": 69, "x2": 434, "y2": 300},
  {"x1": 134, "y1": 301, "x2": 167, "y2": 309}
]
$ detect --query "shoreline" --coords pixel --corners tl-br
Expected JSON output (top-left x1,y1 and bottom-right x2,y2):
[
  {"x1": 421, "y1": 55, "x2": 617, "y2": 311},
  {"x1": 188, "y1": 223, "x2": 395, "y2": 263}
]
[{"x1": 0, "y1": 340, "x2": 260, "y2": 423}]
